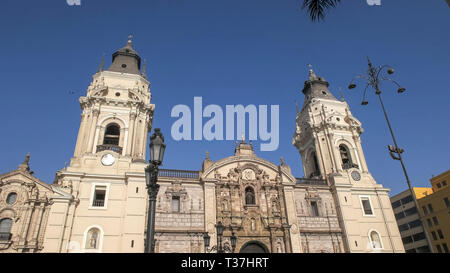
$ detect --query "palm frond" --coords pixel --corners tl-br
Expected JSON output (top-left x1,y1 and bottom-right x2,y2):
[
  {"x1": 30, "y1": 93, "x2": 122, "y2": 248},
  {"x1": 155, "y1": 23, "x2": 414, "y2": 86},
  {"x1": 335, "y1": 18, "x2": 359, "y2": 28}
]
[{"x1": 301, "y1": 0, "x2": 341, "y2": 22}]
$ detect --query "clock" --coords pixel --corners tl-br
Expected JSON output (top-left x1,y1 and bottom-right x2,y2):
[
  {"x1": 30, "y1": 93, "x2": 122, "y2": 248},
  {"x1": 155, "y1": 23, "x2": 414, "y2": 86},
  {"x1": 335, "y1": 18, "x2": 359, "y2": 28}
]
[
  {"x1": 101, "y1": 153, "x2": 115, "y2": 166},
  {"x1": 351, "y1": 171, "x2": 361, "y2": 181}
]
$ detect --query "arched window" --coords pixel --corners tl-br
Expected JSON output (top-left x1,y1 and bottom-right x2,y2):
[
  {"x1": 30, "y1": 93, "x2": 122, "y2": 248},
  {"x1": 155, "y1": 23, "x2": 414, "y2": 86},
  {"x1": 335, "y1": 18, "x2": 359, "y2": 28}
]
[
  {"x1": 369, "y1": 231, "x2": 382, "y2": 249},
  {"x1": 0, "y1": 218, "x2": 13, "y2": 240},
  {"x1": 339, "y1": 144, "x2": 351, "y2": 165},
  {"x1": 103, "y1": 124, "x2": 120, "y2": 145},
  {"x1": 245, "y1": 187, "x2": 256, "y2": 205},
  {"x1": 85, "y1": 227, "x2": 101, "y2": 249}
]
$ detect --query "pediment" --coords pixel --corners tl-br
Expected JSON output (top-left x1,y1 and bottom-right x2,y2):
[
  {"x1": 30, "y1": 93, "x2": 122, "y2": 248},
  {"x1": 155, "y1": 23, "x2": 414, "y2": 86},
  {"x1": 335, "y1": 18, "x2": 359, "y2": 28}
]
[{"x1": 201, "y1": 155, "x2": 295, "y2": 184}]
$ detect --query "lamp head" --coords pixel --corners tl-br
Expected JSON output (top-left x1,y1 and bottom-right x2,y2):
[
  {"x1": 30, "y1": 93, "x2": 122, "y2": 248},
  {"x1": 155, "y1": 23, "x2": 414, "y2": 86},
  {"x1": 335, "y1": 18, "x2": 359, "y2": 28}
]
[
  {"x1": 387, "y1": 68, "x2": 395, "y2": 75},
  {"x1": 348, "y1": 83, "x2": 356, "y2": 90},
  {"x1": 398, "y1": 87, "x2": 406, "y2": 93},
  {"x1": 361, "y1": 100, "x2": 368, "y2": 106}
]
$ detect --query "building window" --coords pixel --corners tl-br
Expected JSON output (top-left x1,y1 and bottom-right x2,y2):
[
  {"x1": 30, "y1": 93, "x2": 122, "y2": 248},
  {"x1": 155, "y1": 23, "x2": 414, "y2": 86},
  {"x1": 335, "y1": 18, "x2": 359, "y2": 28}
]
[
  {"x1": 103, "y1": 123, "x2": 120, "y2": 145},
  {"x1": 442, "y1": 181, "x2": 447, "y2": 186},
  {"x1": 427, "y1": 218, "x2": 433, "y2": 227},
  {"x1": 245, "y1": 187, "x2": 256, "y2": 205},
  {"x1": 369, "y1": 231, "x2": 382, "y2": 249},
  {"x1": 443, "y1": 243, "x2": 449, "y2": 253},
  {"x1": 85, "y1": 227, "x2": 101, "y2": 250},
  {"x1": 398, "y1": 223, "x2": 409, "y2": 232},
  {"x1": 437, "y1": 183, "x2": 441, "y2": 188},
  {"x1": 395, "y1": 211, "x2": 405, "y2": 220},
  {"x1": 408, "y1": 219, "x2": 421, "y2": 229},
  {"x1": 360, "y1": 196, "x2": 373, "y2": 216},
  {"x1": 432, "y1": 217, "x2": 439, "y2": 226},
  {"x1": 5, "y1": 192, "x2": 17, "y2": 205},
  {"x1": 427, "y1": 204, "x2": 434, "y2": 213},
  {"x1": 444, "y1": 197, "x2": 450, "y2": 208},
  {"x1": 172, "y1": 196, "x2": 180, "y2": 212},
  {"x1": 416, "y1": 245, "x2": 431, "y2": 253},
  {"x1": 431, "y1": 231, "x2": 437, "y2": 240},
  {"x1": 402, "y1": 236, "x2": 413, "y2": 244},
  {"x1": 422, "y1": 206, "x2": 428, "y2": 215},
  {"x1": 92, "y1": 185, "x2": 107, "y2": 207},
  {"x1": 436, "y1": 245, "x2": 442, "y2": 253},
  {"x1": 309, "y1": 151, "x2": 321, "y2": 178},
  {"x1": 412, "y1": 232, "x2": 426, "y2": 242},
  {"x1": 311, "y1": 201, "x2": 319, "y2": 217},
  {"x1": 404, "y1": 207, "x2": 418, "y2": 216},
  {"x1": 392, "y1": 200, "x2": 401, "y2": 209},
  {"x1": 0, "y1": 218, "x2": 13, "y2": 241},
  {"x1": 400, "y1": 195, "x2": 413, "y2": 205},
  {"x1": 437, "y1": 229, "x2": 444, "y2": 239}
]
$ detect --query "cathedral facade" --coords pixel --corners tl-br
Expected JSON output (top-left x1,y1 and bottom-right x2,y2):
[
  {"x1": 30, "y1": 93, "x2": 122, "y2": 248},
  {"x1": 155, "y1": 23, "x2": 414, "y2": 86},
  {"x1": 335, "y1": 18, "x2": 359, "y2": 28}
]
[{"x1": 0, "y1": 39, "x2": 404, "y2": 253}]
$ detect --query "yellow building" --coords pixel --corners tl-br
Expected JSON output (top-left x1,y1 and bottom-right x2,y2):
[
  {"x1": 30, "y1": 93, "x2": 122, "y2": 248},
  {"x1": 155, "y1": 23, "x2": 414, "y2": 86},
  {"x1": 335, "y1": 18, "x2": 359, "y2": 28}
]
[{"x1": 418, "y1": 170, "x2": 450, "y2": 253}]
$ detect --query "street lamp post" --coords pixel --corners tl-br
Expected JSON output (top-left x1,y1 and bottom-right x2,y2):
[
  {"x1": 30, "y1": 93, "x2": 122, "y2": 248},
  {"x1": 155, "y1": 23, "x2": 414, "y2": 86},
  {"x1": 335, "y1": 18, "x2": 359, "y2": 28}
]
[
  {"x1": 203, "y1": 221, "x2": 237, "y2": 253},
  {"x1": 145, "y1": 128, "x2": 166, "y2": 253},
  {"x1": 348, "y1": 58, "x2": 433, "y2": 252}
]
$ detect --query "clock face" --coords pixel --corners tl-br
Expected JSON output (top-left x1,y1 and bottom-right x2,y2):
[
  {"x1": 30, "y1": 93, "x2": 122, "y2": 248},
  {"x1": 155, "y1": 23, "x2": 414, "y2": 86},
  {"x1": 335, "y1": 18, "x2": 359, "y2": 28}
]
[
  {"x1": 101, "y1": 153, "x2": 115, "y2": 166},
  {"x1": 351, "y1": 171, "x2": 361, "y2": 181}
]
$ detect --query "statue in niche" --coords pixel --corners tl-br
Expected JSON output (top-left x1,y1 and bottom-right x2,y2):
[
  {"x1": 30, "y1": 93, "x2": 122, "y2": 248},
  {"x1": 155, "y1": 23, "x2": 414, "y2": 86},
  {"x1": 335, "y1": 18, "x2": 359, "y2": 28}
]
[
  {"x1": 277, "y1": 242, "x2": 282, "y2": 253},
  {"x1": 222, "y1": 199, "x2": 228, "y2": 211},
  {"x1": 272, "y1": 199, "x2": 279, "y2": 213},
  {"x1": 245, "y1": 187, "x2": 255, "y2": 205},
  {"x1": 250, "y1": 218, "x2": 256, "y2": 231}
]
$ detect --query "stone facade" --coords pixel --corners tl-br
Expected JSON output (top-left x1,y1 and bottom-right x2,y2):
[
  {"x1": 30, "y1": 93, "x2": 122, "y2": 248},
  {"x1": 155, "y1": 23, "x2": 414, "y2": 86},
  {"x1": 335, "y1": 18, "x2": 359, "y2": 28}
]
[{"x1": 0, "y1": 40, "x2": 404, "y2": 253}]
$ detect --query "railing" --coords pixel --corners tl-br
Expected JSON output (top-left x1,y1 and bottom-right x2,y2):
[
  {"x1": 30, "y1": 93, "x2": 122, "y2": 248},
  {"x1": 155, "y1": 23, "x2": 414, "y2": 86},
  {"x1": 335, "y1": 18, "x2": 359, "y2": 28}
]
[
  {"x1": 92, "y1": 200, "x2": 105, "y2": 207},
  {"x1": 0, "y1": 232, "x2": 12, "y2": 241},
  {"x1": 96, "y1": 144, "x2": 123, "y2": 154},
  {"x1": 342, "y1": 162, "x2": 359, "y2": 170},
  {"x1": 296, "y1": 178, "x2": 328, "y2": 186},
  {"x1": 158, "y1": 169, "x2": 200, "y2": 179}
]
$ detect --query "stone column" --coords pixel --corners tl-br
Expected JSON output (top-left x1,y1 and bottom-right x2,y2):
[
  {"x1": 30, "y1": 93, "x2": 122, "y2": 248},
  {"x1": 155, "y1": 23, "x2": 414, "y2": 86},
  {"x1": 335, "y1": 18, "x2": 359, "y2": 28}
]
[
  {"x1": 86, "y1": 109, "x2": 100, "y2": 154},
  {"x1": 126, "y1": 112, "x2": 137, "y2": 156},
  {"x1": 74, "y1": 113, "x2": 87, "y2": 157},
  {"x1": 353, "y1": 136, "x2": 368, "y2": 173}
]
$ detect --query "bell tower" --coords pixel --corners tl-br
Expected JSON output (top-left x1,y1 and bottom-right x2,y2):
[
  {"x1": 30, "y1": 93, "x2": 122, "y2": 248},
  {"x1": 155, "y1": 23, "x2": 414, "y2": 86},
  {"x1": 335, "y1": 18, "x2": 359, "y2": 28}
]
[
  {"x1": 44, "y1": 38, "x2": 155, "y2": 253},
  {"x1": 71, "y1": 37, "x2": 154, "y2": 169},
  {"x1": 292, "y1": 68, "x2": 404, "y2": 253}
]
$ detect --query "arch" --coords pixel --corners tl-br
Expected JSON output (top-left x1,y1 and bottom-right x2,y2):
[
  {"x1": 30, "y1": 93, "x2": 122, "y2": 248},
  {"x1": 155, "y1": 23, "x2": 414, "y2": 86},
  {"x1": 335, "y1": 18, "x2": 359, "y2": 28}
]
[
  {"x1": 368, "y1": 229, "x2": 383, "y2": 250},
  {"x1": 245, "y1": 187, "x2": 256, "y2": 205},
  {"x1": 82, "y1": 225, "x2": 104, "y2": 253},
  {"x1": 6, "y1": 192, "x2": 17, "y2": 205},
  {"x1": 0, "y1": 218, "x2": 13, "y2": 236},
  {"x1": 103, "y1": 123, "x2": 120, "y2": 145},
  {"x1": 339, "y1": 144, "x2": 352, "y2": 166},
  {"x1": 335, "y1": 138, "x2": 362, "y2": 170},
  {"x1": 239, "y1": 240, "x2": 269, "y2": 253}
]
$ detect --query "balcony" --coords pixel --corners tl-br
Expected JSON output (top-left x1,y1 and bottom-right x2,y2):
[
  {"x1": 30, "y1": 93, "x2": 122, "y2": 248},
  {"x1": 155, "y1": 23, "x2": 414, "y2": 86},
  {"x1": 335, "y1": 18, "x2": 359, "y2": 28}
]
[
  {"x1": 0, "y1": 232, "x2": 12, "y2": 241},
  {"x1": 96, "y1": 144, "x2": 122, "y2": 154},
  {"x1": 92, "y1": 199, "x2": 105, "y2": 207},
  {"x1": 342, "y1": 162, "x2": 359, "y2": 170},
  {"x1": 296, "y1": 178, "x2": 328, "y2": 186},
  {"x1": 158, "y1": 169, "x2": 200, "y2": 179}
]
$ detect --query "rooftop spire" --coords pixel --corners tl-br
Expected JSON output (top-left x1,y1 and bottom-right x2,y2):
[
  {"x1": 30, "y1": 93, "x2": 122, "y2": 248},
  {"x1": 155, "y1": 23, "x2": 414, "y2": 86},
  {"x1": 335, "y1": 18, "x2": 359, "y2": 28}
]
[
  {"x1": 97, "y1": 53, "x2": 105, "y2": 73},
  {"x1": 18, "y1": 153, "x2": 31, "y2": 173},
  {"x1": 107, "y1": 35, "x2": 142, "y2": 75},
  {"x1": 301, "y1": 65, "x2": 338, "y2": 102}
]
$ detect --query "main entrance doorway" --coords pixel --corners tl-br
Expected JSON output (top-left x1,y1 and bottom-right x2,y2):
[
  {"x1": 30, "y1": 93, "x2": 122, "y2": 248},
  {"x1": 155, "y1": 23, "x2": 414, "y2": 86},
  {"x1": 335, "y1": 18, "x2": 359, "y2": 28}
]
[{"x1": 239, "y1": 241, "x2": 269, "y2": 253}]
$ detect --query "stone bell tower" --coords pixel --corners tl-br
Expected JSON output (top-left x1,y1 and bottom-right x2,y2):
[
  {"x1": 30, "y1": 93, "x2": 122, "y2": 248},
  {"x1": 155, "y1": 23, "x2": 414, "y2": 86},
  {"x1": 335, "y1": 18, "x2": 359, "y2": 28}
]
[
  {"x1": 43, "y1": 38, "x2": 155, "y2": 253},
  {"x1": 71, "y1": 37, "x2": 154, "y2": 166},
  {"x1": 292, "y1": 68, "x2": 404, "y2": 253}
]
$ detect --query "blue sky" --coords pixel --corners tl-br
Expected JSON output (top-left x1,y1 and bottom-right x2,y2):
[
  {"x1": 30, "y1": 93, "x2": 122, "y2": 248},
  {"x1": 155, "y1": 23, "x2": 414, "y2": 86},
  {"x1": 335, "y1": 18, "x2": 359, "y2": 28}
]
[{"x1": 0, "y1": 0, "x2": 448, "y2": 196}]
